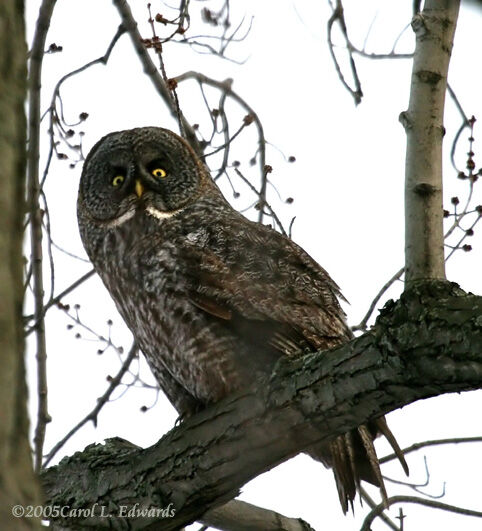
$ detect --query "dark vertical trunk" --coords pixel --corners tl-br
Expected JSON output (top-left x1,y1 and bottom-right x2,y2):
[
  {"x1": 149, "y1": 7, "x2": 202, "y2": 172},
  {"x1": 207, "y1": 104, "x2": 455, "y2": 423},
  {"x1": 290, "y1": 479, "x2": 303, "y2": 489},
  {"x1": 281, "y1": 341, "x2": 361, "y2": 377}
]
[{"x1": 0, "y1": 1, "x2": 41, "y2": 528}]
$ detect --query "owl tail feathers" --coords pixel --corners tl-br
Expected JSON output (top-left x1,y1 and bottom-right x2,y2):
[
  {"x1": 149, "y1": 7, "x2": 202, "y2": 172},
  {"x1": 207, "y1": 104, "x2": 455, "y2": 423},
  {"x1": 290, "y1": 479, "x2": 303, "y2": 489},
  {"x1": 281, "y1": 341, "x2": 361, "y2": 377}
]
[
  {"x1": 375, "y1": 417, "x2": 409, "y2": 477},
  {"x1": 309, "y1": 419, "x2": 409, "y2": 515}
]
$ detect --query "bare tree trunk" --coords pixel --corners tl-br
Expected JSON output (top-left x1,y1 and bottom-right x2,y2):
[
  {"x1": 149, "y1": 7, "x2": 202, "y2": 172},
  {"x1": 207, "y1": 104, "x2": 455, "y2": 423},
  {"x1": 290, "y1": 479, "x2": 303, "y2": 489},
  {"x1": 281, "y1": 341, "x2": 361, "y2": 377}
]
[
  {"x1": 0, "y1": 1, "x2": 41, "y2": 529},
  {"x1": 402, "y1": 0, "x2": 460, "y2": 283}
]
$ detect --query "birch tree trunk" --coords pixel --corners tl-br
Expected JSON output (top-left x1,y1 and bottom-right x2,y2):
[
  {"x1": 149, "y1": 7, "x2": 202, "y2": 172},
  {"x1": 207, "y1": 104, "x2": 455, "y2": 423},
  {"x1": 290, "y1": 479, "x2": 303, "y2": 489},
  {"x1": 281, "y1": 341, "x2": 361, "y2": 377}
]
[
  {"x1": 0, "y1": 1, "x2": 41, "y2": 529},
  {"x1": 402, "y1": 0, "x2": 460, "y2": 283}
]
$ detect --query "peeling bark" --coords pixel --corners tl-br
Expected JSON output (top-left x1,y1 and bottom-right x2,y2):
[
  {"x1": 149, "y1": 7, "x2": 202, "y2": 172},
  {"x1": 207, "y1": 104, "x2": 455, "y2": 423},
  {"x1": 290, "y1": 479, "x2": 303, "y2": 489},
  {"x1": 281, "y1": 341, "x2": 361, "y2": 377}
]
[{"x1": 41, "y1": 281, "x2": 482, "y2": 530}]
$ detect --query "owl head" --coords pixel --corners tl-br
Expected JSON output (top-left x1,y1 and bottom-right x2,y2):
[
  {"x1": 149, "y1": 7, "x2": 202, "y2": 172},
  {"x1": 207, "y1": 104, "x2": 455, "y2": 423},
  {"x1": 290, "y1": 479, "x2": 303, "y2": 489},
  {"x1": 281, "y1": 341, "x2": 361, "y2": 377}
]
[{"x1": 78, "y1": 127, "x2": 210, "y2": 226}]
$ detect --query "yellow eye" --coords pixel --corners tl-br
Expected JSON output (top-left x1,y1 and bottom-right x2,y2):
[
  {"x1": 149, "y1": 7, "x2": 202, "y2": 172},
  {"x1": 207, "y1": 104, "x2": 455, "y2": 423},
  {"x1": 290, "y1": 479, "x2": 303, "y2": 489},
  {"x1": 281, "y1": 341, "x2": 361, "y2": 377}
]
[
  {"x1": 151, "y1": 168, "x2": 167, "y2": 179},
  {"x1": 112, "y1": 175, "x2": 125, "y2": 187}
]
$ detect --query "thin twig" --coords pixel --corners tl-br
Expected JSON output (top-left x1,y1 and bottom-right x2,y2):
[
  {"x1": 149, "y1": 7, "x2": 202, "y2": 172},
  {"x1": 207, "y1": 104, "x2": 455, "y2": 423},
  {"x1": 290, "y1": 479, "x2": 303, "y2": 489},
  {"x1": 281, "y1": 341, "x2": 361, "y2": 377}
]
[
  {"x1": 350, "y1": 48, "x2": 413, "y2": 60},
  {"x1": 41, "y1": 25, "x2": 125, "y2": 190},
  {"x1": 174, "y1": 70, "x2": 267, "y2": 221},
  {"x1": 214, "y1": 91, "x2": 230, "y2": 179},
  {"x1": 445, "y1": 214, "x2": 481, "y2": 261},
  {"x1": 351, "y1": 267, "x2": 404, "y2": 332},
  {"x1": 234, "y1": 168, "x2": 287, "y2": 235},
  {"x1": 203, "y1": 120, "x2": 247, "y2": 159},
  {"x1": 353, "y1": 194, "x2": 479, "y2": 332},
  {"x1": 327, "y1": 0, "x2": 363, "y2": 105},
  {"x1": 179, "y1": 14, "x2": 252, "y2": 63},
  {"x1": 43, "y1": 343, "x2": 138, "y2": 467},
  {"x1": 384, "y1": 456, "x2": 446, "y2": 500},
  {"x1": 359, "y1": 486, "x2": 400, "y2": 531},
  {"x1": 146, "y1": 3, "x2": 185, "y2": 137},
  {"x1": 40, "y1": 190, "x2": 55, "y2": 303},
  {"x1": 24, "y1": 269, "x2": 95, "y2": 335},
  {"x1": 28, "y1": 0, "x2": 58, "y2": 473},
  {"x1": 360, "y1": 495, "x2": 482, "y2": 531},
  {"x1": 380, "y1": 436, "x2": 482, "y2": 465},
  {"x1": 112, "y1": 0, "x2": 202, "y2": 155},
  {"x1": 447, "y1": 83, "x2": 470, "y2": 171}
]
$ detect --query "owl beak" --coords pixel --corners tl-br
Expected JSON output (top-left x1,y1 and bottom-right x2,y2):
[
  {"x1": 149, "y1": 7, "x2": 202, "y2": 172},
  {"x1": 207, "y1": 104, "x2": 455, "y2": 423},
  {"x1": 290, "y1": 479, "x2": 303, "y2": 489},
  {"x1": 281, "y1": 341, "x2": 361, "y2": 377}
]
[{"x1": 134, "y1": 180, "x2": 145, "y2": 198}]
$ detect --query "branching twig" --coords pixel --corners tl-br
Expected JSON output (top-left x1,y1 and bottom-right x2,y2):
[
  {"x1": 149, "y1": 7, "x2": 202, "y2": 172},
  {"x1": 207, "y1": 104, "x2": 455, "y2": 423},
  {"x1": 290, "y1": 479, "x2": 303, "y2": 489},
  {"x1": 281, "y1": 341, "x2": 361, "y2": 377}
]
[
  {"x1": 351, "y1": 267, "x2": 404, "y2": 332},
  {"x1": 447, "y1": 83, "x2": 471, "y2": 171},
  {"x1": 384, "y1": 456, "x2": 446, "y2": 500},
  {"x1": 380, "y1": 436, "x2": 482, "y2": 466},
  {"x1": 43, "y1": 342, "x2": 138, "y2": 467},
  {"x1": 173, "y1": 71, "x2": 267, "y2": 222},
  {"x1": 41, "y1": 25, "x2": 125, "y2": 186},
  {"x1": 360, "y1": 495, "x2": 482, "y2": 531},
  {"x1": 24, "y1": 269, "x2": 95, "y2": 335},
  {"x1": 359, "y1": 486, "x2": 400, "y2": 531},
  {"x1": 112, "y1": 0, "x2": 202, "y2": 154},
  {"x1": 327, "y1": 1, "x2": 413, "y2": 103},
  {"x1": 327, "y1": 0, "x2": 363, "y2": 105},
  {"x1": 234, "y1": 168, "x2": 287, "y2": 235},
  {"x1": 28, "y1": 0, "x2": 58, "y2": 473}
]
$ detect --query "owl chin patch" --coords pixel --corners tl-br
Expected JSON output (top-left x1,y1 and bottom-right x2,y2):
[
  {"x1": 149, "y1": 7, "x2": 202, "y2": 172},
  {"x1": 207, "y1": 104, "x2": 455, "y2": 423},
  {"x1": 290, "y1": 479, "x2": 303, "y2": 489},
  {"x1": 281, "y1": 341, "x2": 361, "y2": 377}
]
[
  {"x1": 104, "y1": 208, "x2": 136, "y2": 228},
  {"x1": 146, "y1": 205, "x2": 182, "y2": 220}
]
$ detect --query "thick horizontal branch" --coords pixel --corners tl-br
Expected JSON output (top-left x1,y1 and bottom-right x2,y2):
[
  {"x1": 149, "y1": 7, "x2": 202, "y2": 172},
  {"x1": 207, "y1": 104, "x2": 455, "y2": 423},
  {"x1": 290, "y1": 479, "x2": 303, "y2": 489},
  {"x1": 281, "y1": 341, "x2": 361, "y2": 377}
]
[{"x1": 40, "y1": 281, "x2": 482, "y2": 530}]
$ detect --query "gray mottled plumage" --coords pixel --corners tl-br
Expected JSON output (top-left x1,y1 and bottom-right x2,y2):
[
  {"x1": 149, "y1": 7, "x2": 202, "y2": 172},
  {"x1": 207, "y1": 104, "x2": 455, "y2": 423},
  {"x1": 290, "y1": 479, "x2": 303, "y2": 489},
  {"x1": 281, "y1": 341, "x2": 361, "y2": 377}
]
[{"x1": 77, "y1": 127, "x2": 407, "y2": 513}]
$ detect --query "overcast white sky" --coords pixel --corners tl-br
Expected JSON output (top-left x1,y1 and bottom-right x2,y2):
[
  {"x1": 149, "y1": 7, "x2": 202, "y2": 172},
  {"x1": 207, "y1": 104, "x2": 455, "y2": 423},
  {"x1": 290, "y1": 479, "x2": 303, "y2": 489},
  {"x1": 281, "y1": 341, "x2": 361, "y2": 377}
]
[{"x1": 25, "y1": 1, "x2": 482, "y2": 529}]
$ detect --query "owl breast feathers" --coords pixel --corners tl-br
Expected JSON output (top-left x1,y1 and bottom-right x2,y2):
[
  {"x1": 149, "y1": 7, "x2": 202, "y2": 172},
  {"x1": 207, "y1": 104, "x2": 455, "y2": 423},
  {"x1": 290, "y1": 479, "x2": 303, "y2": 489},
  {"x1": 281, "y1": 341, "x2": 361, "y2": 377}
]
[{"x1": 77, "y1": 126, "x2": 408, "y2": 513}]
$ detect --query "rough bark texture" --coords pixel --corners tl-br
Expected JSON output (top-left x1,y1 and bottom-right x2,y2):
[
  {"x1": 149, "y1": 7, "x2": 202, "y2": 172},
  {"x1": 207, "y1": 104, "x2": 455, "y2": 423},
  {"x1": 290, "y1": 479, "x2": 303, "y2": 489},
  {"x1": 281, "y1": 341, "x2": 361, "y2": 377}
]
[
  {"x1": 0, "y1": 1, "x2": 41, "y2": 529},
  {"x1": 402, "y1": 0, "x2": 460, "y2": 282},
  {"x1": 41, "y1": 281, "x2": 482, "y2": 530}
]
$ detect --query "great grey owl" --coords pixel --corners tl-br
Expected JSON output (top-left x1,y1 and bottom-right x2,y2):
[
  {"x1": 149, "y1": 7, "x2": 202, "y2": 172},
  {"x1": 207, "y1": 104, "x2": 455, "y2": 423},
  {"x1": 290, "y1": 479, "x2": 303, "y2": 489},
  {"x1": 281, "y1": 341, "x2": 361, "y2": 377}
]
[{"x1": 77, "y1": 126, "x2": 408, "y2": 513}]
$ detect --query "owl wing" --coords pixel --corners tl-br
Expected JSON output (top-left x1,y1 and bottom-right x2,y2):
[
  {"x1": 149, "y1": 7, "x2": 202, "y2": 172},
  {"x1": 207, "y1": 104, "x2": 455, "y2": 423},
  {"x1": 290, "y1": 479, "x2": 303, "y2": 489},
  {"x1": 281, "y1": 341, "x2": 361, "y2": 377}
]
[
  {"x1": 178, "y1": 215, "x2": 408, "y2": 511},
  {"x1": 180, "y1": 217, "x2": 352, "y2": 357}
]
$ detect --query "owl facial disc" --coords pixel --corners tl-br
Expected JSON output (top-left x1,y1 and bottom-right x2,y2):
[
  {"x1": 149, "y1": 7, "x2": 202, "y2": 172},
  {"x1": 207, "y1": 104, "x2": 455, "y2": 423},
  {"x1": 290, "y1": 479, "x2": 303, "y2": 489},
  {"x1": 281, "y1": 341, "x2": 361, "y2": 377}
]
[{"x1": 78, "y1": 126, "x2": 204, "y2": 226}]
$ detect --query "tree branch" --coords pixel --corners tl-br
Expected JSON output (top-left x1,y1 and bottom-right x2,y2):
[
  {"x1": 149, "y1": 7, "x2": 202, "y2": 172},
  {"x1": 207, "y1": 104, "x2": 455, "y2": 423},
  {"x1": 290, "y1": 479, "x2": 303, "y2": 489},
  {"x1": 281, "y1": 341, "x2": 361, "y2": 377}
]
[
  {"x1": 24, "y1": 269, "x2": 95, "y2": 336},
  {"x1": 360, "y1": 495, "x2": 482, "y2": 531},
  {"x1": 40, "y1": 281, "x2": 482, "y2": 530},
  {"x1": 0, "y1": 0, "x2": 42, "y2": 527},
  {"x1": 173, "y1": 71, "x2": 267, "y2": 224},
  {"x1": 359, "y1": 487, "x2": 400, "y2": 531},
  {"x1": 111, "y1": 0, "x2": 202, "y2": 155},
  {"x1": 327, "y1": 0, "x2": 363, "y2": 105},
  {"x1": 380, "y1": 436, "x2": 482, "y2": 465},
  {"x1": 28, "y1": 0, "x2": 58, "y2": 473},
  {"x1": 201, "y1": 499, "x2": 315, "y2": 531},
  {"x1": 401, "y1": 1, "x2": 460, "y2": 283},
  {"x1": 42, "y1": 343, "x2": 138, "y2": 467}
]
